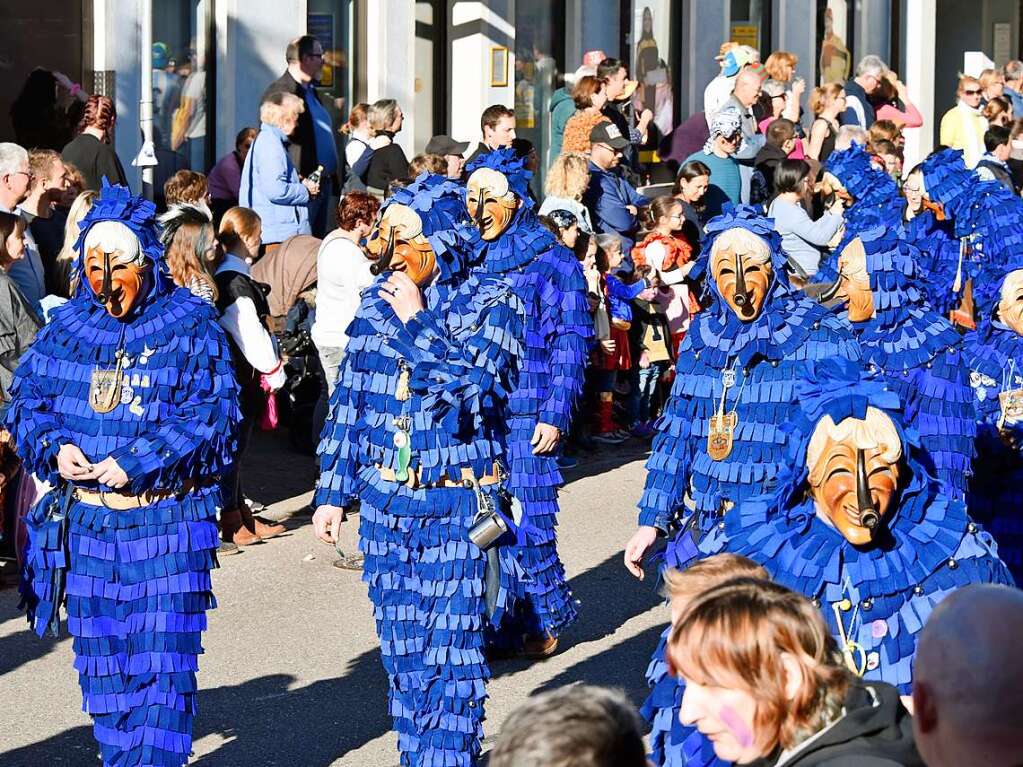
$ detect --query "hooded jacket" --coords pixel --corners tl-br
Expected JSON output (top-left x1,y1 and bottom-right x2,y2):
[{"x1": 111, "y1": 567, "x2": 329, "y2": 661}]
[
  {"x1": 751, "y1": 682, "x2": 923, "y2": 767},
  {"x1": 548, "y1": 87, "x2": 576, "y2": 161}
]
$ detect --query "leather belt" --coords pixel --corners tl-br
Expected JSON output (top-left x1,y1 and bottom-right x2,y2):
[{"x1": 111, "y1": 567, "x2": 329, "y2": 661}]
[
  {"x1": 74, "y1": 479, "x2": 207, "y2": 509},
  {"x1": 377, "y1": 463, "x2": 503, "y2": 490}
]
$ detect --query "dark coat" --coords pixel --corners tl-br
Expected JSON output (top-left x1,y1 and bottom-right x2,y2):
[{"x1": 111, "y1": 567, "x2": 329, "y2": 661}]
[
  {"x1": 61, "y1": 133, "x2": 128, "y2": 191},
  {"x1": 261, "y1": 71, "x2": 331, "y2": 178},
  {"x1": 365, "y1": 133, "x2": 410, "y2": 194},
  {"x1": 750, "y1": 682, "x2": 923, "y2": 767}
]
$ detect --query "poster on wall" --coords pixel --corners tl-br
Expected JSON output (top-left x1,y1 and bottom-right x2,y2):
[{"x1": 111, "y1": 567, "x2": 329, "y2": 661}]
[
  {"x1": 631, "y1": 1, "x2": 673, "y2": 136},
  {"x1": 819, "y1": 0, "x2": 851, "y2": 85}
]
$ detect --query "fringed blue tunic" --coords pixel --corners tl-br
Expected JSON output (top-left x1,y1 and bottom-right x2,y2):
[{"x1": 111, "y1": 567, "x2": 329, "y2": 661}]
[
  {"x1": 313, "y1": 174, "x2": 526, "y2": 767},
  {"x1": 903, "y1": 208, "x2": 961, "y2": 317},
  {"x1": 7, "y1": 185, "x2": 241, "y2": 767},
  {"x1": 837, "y1": 226, "x2": 976, "y2": 501},
  {"x1": 466, "y1": 150, "x2": 592, "y2": 643},
  {"x1": 636, "y1": 207, "x2": 860, "y2": 767}
]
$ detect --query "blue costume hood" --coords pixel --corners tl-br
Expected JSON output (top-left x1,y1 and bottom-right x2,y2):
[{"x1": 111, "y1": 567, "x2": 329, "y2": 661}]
[
  {"x1": 825, "y1": 143, "x2": 899, "y2": 209},
  {"x1": 464, "y1": 148, "x2": 557, "y2": 272}
]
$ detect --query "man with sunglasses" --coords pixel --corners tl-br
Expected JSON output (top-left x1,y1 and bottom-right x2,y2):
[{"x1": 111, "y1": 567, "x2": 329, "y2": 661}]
[
  {"x1": 0, "y1": 143, "x2": 31, "y2": 216},
  {"x1": 263, "y1": 35, "x2": 338, "y2": 236},
  {"x1": 840, "y1": 54, "x2": 886, "y2": 130},
  {"x1": 940, "y1": 75, "x2": 989, "y2": 168},
  {"x1": 583, "y1": 121, "x2": 650, "y2": 259}
]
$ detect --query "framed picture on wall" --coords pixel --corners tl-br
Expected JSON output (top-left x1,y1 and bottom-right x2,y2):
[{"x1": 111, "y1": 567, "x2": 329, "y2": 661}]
[{"x1": 490, "y1": 45, "x2": 509, "y2": 87}]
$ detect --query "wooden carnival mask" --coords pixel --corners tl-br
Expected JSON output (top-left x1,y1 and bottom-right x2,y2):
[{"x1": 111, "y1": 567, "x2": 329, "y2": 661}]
[
  {"x1": 83, "y1": 221, "x2": 150, "y2": 318},
  {"x1": 815, "y1": 171, "x2": 853, "y2": 208},
  {"x1": 466, "y1": 167, "x2": 520, "y2": 241},
  {"x1": 806, "y1": 408, "x2": 903, "y2": 546},
  {"x1": 709, "y1": 229, "x2": 773, "y2": 321},
  {"x1": 821, "y1": 238, "x2": 875, "y2": 322},
  {"x1": 998, "y1": 269, "x2": 1023, "y2": 337},
  {"x1": 365, "y1": 204, "x2": 437, "y2": 287}
]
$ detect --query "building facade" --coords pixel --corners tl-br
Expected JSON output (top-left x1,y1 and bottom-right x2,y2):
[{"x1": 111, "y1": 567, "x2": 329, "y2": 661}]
[{"x1": 1, "y1": 0, "x2": 1020, "y2": 193}]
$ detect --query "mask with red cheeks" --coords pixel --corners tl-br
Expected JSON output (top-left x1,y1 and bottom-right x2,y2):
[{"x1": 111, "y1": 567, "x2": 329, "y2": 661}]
[{"x1": 83, "y1": 221, "x2": 150, "y2": 318}]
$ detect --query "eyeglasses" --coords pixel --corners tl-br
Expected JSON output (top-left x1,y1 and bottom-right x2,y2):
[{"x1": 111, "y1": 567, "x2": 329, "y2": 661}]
[
  {"x1": 963, "y1": 89, "x2": 982, "y2": 96},
  {"x1": 7, "y1": 170, "x2": 32, "y2": 183}
]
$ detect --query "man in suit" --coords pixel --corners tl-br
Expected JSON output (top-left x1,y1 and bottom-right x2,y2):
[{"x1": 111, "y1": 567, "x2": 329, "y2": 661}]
[{"x1": 263, "y1": 35, "x2": 338, "y2": 237}]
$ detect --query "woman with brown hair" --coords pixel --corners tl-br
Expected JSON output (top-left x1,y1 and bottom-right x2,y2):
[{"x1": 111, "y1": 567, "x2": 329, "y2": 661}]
[
  {"x1": 807, "y1": 83, "x2": 846, "y2": 162},
  {"x1": 668, "y1": 578, "x2": 922, "y2": 766},
  {"x1": 983, "y1": 95, "x2": 1013, "y2": 127},
  {"x1": 60, "y1": 94, "x2": 128, "y2": 191},
  {"x1": 561, "y1": 75, "x2": 610, "y2": 154},
  {"x1": 159, "y1": 203, "x2": 218, "y2": 303}
]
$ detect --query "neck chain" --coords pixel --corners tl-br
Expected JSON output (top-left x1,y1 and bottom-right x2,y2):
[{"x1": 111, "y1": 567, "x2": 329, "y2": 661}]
[{"x1": 707, "y1": 357, "x2": 749, "y2": 461}]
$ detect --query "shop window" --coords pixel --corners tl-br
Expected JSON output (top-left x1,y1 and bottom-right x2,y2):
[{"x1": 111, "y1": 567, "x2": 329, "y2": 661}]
[
  {"x1": 729, "y1": 0, "x2": 772, "y2": 59},
  {"x1": 514, "y1": 0, "x2": 566, "y2": 194},
  {"x1": 818, "y1": 0, "x2": 854, "y2": 84},
  {"x1": 151, "y1": 0, "x2": 213, "y2": 200},
  {"x1": 631, "y1": 2, "x2": 675, "y2": 141}
]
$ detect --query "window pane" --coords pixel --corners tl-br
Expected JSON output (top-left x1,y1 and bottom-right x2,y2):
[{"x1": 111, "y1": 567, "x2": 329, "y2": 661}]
[
  {"x1": 308, "y1": 0, "x2": 353, "y2": 168},
  {"x1": 152, "y1": 0, "x2": 211, "y2": 198},
  {"x1": 818, "y1": 0, "x2": 852, "y2": 84},
  {"x1": 632, "y1": 2, "x2": 675, "y2": 137}
]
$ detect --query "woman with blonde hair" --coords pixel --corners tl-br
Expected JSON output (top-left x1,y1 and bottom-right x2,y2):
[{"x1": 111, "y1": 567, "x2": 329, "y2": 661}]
[
  {"x1": 939, "y1": 75, "x2": 988, "y2": 167},
  {"x1": 341, "y1": 102, "x2": 375, "y2": 193},
  {"x1": 668, "y1": 578, "x2": 921, "y2": 766},
  {"x1": 807, "y1": 83, "x2": 846, "y2": 161},
  {"x1": 561, "y1": 75, "x2": 610, "y2": 154},
  {"x1": 53, "y1": 188, "x2": 98, "y2": 297},
  {"x1": 365, "y1": 98, "x2": 409, "y2": 195},
  {"x1": 538, "y1": 151, "x2": 594, "y2": 232}
]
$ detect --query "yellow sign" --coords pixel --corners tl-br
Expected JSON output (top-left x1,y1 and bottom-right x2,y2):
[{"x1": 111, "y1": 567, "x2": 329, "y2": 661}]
[{"x1": 730, "y1": 24, "x2": 759, "y2": 50}]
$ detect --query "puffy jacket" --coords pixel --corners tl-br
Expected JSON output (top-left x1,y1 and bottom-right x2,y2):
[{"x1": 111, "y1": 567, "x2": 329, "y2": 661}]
[
  {"x1": 239, "y1": 123, "x2": 311, "y2": 244},
  {"x1": 548, "y1": 87, "x2": 576, "y2": 161}
]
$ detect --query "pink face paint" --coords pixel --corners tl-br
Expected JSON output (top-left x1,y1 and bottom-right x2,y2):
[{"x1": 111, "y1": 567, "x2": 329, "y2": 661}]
[{"x1": 719, "y1": 704, "x2": 755, "y2": 749}]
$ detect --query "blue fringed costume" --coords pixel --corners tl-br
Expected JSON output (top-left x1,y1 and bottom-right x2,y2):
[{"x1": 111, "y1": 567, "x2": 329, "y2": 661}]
[
  {"x1": 965, "y1": 262, "x2": 1023, "y2": 580},
  {"x1": 695, "y1": 359, "x2": 1012, "y2": 694},
  {"x1": 464, "y1": 150, "x2": 592, "y2": 646},
  {"x1": 313, "y1": 174, "x2": 526, "y2": 766},
  {"x1": 7, "y1": 184, "x2": 241, "y2": 767},
  {"x1": 635, "y1": 206, "x2": 860, "y2": 767},
  {"x1": 902, "y1": 204, "x2": 961, "y2": 317},
  {"x1": 829, "y1": 226, "x2": 976, "y2": 500}
]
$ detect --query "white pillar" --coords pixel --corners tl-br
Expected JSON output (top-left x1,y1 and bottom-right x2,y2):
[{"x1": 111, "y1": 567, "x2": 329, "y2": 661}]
[
  {"x1": 215, "y1": 0, "x2": 305, "y2": 159},
  {"x1": 366, "y1": 0, "x2": 417, "y2": 157},
  {"x1": 96, "y1": 0, "x2": 143, "y2": 193},
  {"x1": 904, "y1": 0, "x2": 936, "y2": 167},
  {"x1": 448, "y1": 0, "x2": 516, "y2": 151}
]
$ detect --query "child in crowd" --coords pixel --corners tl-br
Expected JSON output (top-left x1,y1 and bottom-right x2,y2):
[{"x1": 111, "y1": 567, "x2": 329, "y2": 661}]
[
  {"x1": 593, "y1": 233, "x2": 647, "y2": 444},
  {"x1": 539, "y1": 209, "x2": 581, "y2": 250},
  {"x1": 626, "y1": 266, "x2": 673, "y2": 438},
  {"x1": 632, "y1": 196, "x2": 700, "y2": 353}
]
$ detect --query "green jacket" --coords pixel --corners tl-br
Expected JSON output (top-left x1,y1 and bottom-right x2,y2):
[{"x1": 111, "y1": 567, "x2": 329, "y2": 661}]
[{"x1": 547, "y1": 87, "x2": 575, "y2": 163}]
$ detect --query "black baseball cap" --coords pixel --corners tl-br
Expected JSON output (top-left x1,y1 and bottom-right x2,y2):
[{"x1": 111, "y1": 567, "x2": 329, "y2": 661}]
[
  {"x1": 425, "y1": 135, "x2": 470, "y2": 156},
  {"x1": 589, "y1": 121, "x2": 630, "y2": 150}
]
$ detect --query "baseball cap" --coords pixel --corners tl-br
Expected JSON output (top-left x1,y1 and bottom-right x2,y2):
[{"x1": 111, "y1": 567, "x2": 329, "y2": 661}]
[
  {"x1": 722, "y1": 47, "x2": 755, "y2": 77},
  {"x1": 590, "y1": 120, "x2": 630, "y2": 150},
  {"x1": 424, "y1": 135, "x2": 470, "y2": 156}
]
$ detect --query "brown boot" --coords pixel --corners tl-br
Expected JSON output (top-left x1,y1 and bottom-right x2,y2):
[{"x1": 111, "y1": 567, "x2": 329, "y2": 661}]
[
  {"x1": 240, "y1": 503, "x2": 285, "y2": 539},
  {"x1": 221, "y1": 508, "x2": 262, "y2": 546}
]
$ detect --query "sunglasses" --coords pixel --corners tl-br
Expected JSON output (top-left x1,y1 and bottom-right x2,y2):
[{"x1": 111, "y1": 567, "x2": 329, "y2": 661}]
[{"x1": 963, "y1": 89, "x2": 982, "y2": 96}]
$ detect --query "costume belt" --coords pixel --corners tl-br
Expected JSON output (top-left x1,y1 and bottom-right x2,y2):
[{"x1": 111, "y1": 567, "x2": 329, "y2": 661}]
[
  {"x1": 73, "y1": 479, "x2": 209, "y2": 509},
  {"x1": 376, "y1": 462, "x2": 503, "y2": 490}
]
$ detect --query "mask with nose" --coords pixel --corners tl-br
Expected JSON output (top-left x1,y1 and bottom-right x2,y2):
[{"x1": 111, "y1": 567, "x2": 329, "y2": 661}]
[
  {"x1": 806, "y1": 407, "x2": 903, "y2": 545},
  {"x1": 709, "y1": 228, "x2": 773, "y2": 321},
  {"x1": 465, "y1": 167, "x2": 520, "y2": 241},
  {"x1": 83, "y1": 221, "x2": 150, "y2": 318},
  {"x1": 997, "y1": 269, "x2": 1023, "y2": 336},
  {"x1": 365, "y1": 204, "x2": 437, "y2": 286},
  {"x1": 819, "y1": 238, "x2": 875, "y2": 321}
]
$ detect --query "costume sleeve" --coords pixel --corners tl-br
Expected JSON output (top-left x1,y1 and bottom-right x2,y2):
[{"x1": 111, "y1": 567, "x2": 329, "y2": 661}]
[
  {"x1": 4, "y1": 336, "x2": 73, "y2": 484},
  {"x1": 108, "y1": 321, "x2": 242, "y2": 494},
  {"x1": 539, "y1": 257, "x2": 593, "y2": 432},
  {"x1": 606, "y1": 274, "x2": 649, "y2": 301},
  {"x1": 389, "y1": 292, "x2": 523, "y2": 435},
  {"x1": 637, "y1": 364, "x2": 696, "y2": 531},
  {"x1": 313, "y1": 352, "x2": 364, "y2": 509}
]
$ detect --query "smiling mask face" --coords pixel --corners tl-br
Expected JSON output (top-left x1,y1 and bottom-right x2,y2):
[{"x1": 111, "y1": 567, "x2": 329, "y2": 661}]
[
  {"x1": 466, "y1": 167, "x2": 520, "y2": 240},
  {"x1": 83, "y1": 221, "x2": 150, "y2": 318},
  {"x1": 709, "y1": 228, "x2": 773, "y2": 321},
  {"x1": 364, "y1": 204, "x2": 437, "y2": 286},
  {"x1": 998, "y1": 269, "x2": 1023, "y2": 336},
  {"x1": 806, "y1": 408, "x2": 903, "y2": 546},
  {"x1": 827, "y1": 238, "x2": 875, "y2": 322}
]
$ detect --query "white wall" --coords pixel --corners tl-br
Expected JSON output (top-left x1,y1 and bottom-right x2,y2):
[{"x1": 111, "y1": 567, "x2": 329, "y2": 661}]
[
  {"x1": 448, "y1": 0, "x2": 515, "y2": 149},
  {"x1": 215, "y1": 0, "x2": 304, "y2": 160},
  {"x1": 366, "y1": 0, "x2": 417, "y2": 157},
  {"x1": 101, "y1": 0, "x2": 143, "y2": 193},
  {"x1": 904, "y1": 0, "x2": 936, "y2": 166}
]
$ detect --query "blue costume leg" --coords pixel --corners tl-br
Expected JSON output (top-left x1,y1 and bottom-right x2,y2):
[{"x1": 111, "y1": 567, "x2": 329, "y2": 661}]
[{"x1": 67, "y1": 503, "x2": 218, "y2": 767}]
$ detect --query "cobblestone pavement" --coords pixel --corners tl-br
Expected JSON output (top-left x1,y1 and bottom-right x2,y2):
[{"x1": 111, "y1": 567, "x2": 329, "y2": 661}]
[{"x1": 0, "y1": 431, "x2": 667, "y2": 766}]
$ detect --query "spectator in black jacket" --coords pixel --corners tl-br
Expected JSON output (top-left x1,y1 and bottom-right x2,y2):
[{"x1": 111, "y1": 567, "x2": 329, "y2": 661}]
[
  {"x1": 752, "y1": 118, "x2": 797, "y2": 204},
  {"x1": 364, "y1": 99, "x2": 409, "y2": 197},
  {"x1": 466, "y1": 104, "x2": 516, "y2": 165},
  {"x1": 262, "y1": 35, "x2": 338, "y2": 237}
]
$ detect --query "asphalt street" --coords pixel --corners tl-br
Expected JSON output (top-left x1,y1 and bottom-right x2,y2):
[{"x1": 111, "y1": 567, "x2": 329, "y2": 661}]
[{"x1": 0, "y1": 432, "x2": 667, "y2": 766}]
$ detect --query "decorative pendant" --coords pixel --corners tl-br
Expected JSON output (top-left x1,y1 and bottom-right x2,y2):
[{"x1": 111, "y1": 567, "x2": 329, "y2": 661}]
[
  {"x1": 998, "y1": 389, "x2": 1023, "y2": 429},
  {"x1": 395, "y1": 360, "x2": 411, "y2": 402},
  {"x1": 832, "y1": 597, "x2": 867, "y2": 677},
  {"x1": 393, "y1": 416, "x2": 412, "y2": 482},
  {"x1": 88, "y1": 351, "x2": 124, "y2": 414},
  {"x1": 707, "y1": 411, "x2": 738, "y2": 460}
]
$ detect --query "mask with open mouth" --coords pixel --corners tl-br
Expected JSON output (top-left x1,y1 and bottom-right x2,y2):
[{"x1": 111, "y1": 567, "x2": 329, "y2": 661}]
[
  {"x1": 709, "y1": 229, "x2": 773, "y2": 321},
  {"x1": 806, "y1": 407, "x2": 902, "y2": 545},
  {"x1": 465, "y1": 167, "x2": 519, "y2": 241},
  {"x1": 83, "y1": 221, "x2": 150, "y2": 318},
  {"x1": 365, "y1": 204, "x2": 437, "y2": 286}
]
